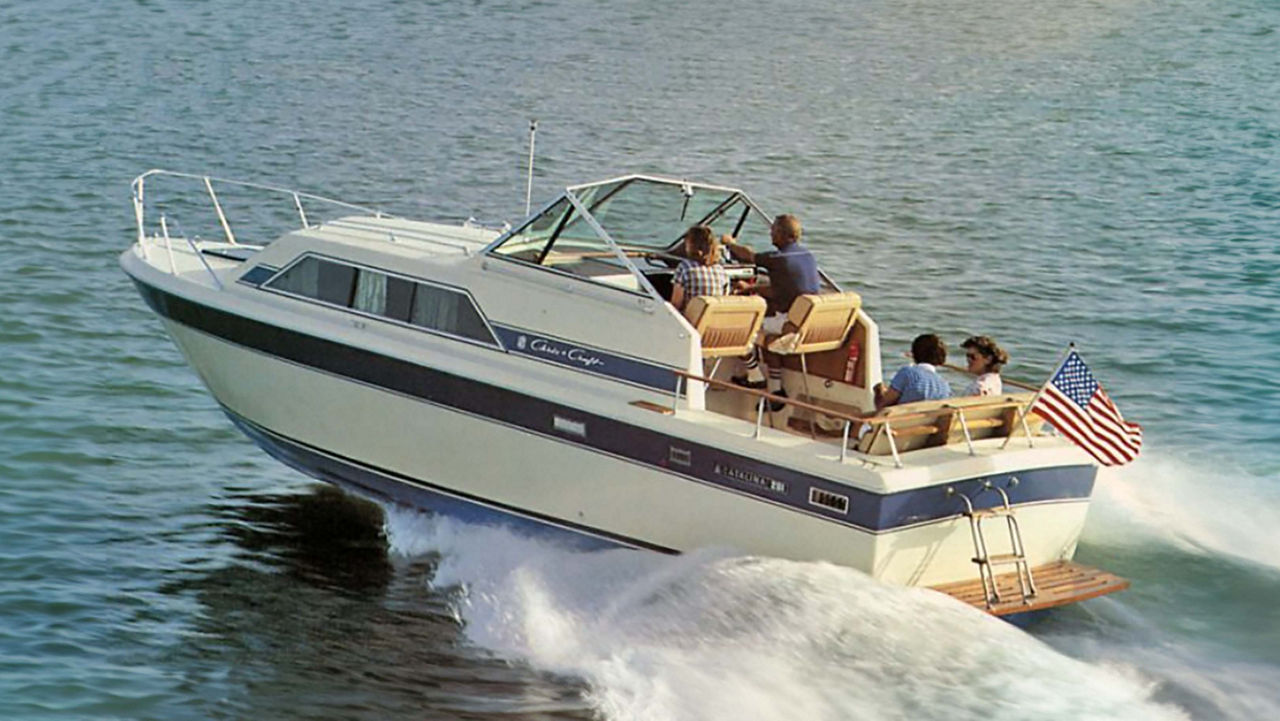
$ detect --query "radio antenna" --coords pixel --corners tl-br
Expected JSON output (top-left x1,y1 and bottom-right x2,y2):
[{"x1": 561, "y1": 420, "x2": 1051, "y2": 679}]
[{"x1": 525, "y1": 119, "x2": 538, "y2": 216}]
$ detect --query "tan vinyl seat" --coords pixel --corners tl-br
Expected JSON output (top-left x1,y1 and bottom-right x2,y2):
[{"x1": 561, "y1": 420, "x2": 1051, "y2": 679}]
[
  {"x1": 684, "y1": 295, "x2": 768, "y2": 376},
  {"x1": 775, "y1": 292, "x2": 863, "y2": 353},
  {"x1": 767, "y1": 292, "x2": 862, "y2": 433}
]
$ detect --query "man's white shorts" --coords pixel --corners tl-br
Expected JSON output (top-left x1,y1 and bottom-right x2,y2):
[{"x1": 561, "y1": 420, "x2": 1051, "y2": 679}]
[{"x1": 762, "y1": 313, "x2": 787, "y2": 336}]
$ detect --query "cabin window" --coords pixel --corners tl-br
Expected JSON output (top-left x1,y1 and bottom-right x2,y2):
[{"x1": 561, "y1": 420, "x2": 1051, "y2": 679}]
[
  {"x1": 266, "y1": 255, "x2": 498, "y2": 346},
  {"x1": 408, "y1": 282, "x2": 491, "y2": 342},
  {"x1": 268, "y1": 256, "x2": 356, "y2": 306},
  {"x1": 238, "y1": 264, "x2": 278, "y2": 286},
  {"x1": 352, "y1": 269, "x2": 387, "y2": 315},
  {"x1": 384, "y1": 276, "x2": 415, "y2": 322}
]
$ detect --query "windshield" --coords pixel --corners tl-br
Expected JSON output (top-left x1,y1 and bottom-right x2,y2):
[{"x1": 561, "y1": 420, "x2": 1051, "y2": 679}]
[
  {"x1": 486, "y1": 176, "x2": 776, "y2": 294},
  {"x1": 577, "y1": 178, "x2": 755, "y2": 250}
]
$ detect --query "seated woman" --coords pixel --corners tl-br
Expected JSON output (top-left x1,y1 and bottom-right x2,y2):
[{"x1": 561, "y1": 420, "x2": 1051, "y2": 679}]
[
  {"x1": 874, "y1": 333, "x2": 952, "y2": 410},
  {"x1": 669, "y1": 225, "x2": 730, "y2": 314},
  {"x1": 961, "y1": 335, "x2": 1008, "y2": 396}
]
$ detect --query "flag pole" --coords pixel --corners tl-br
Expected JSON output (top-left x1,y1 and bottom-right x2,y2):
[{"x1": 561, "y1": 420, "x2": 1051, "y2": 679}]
[{"x1": 1001, "y1": 343, "x2": 1076, "y2": 450}]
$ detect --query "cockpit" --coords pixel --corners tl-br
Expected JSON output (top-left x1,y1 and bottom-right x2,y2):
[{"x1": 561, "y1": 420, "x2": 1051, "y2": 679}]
[{"x1": 482, "y1": 175, "x2": 836, "y2": 302}]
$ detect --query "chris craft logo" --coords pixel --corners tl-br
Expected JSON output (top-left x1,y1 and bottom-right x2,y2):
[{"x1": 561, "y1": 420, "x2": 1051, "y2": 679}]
[
  {"x1": 515, "y1": 335, "x2": 605, "y2": 370},
  {"x1": 714, "y1": 463, "x2": 787, "y2": 494}
]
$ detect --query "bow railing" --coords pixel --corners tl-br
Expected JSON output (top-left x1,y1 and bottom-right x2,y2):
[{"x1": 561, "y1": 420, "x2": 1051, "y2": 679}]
[{"x1": 131, "y1": 169, "x2": 393, "y2": 248}]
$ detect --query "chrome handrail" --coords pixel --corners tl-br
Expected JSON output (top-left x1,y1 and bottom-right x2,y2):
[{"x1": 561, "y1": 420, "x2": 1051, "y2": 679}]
[
  {"x1": 130, "y1": 169, "x2": 402, "y2": 287},
  {"x1": 131, "y1": 169, "x2": 392, "y2": 228},
  {"x1": 671, "y1": 369, "x2": 1039, "y2": 466}
]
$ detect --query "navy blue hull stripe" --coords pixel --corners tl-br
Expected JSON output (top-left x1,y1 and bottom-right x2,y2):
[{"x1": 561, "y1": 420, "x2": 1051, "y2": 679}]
[
  {"x1": 130, "y1": 277, "x2": 1097, "y2": 532},
  {"x1": 225, "y1": 408, "x2": 669, "y2": 553}
]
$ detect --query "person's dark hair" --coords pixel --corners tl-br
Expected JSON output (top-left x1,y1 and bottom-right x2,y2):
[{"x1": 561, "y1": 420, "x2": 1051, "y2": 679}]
[
  {"x1": 961, "y1": 335, "x2": 1009, "y2": 372},
  {"x1": 684, "y1": 225, "x2": 720, "y2": 267},
  {"x1": 911, "y1": 334, "x2": 947, "y2": 366}
]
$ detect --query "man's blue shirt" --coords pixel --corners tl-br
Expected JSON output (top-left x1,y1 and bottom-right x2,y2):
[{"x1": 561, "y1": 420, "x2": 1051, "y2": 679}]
[
  {"x1": 889, "y1": 363, "x2": 952, "y2": 404},
  {"x1": 756, "y1": 242, "x2": 820, "y2": 316}
]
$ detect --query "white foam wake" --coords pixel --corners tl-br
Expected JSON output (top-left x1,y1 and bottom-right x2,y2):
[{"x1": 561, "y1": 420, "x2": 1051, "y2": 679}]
[
  {"x1": 383, "y1": 507, "x2": 1185, "y2": 721},
  {"x1": 1086, "y1": 450, "x2": 1280, "y2": 571}
]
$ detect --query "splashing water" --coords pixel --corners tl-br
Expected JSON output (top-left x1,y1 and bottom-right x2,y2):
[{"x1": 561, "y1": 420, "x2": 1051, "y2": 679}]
[
  {"x1": 1086, "y1": 451, "x2": 1280, "y2": 572},
  {"x1": 1044, "y1": 449, "x2": 1280, "y2": 720},
  {"x1": 383, "y1": 507, "x2": 1185, "y2": 721}
]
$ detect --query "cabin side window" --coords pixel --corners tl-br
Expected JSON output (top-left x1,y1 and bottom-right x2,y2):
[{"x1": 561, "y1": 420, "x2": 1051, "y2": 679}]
[
  {"x1": 268, "y1": 256, "x2": 357, "y2": 306},
  {"x1": 266, "y1": 256, "x2": 497, "y2": 346},
  {"x1": 352, "y1": 269, "x2": 388, "y2": 316},
  {"x1": 408, "y1": 282, "x2": 491, "y2": 342}
]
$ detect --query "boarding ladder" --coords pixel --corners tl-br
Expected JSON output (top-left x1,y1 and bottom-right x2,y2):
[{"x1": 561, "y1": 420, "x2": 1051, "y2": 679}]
[{"x1": 948, "y1": 481, "x2": 1038, "y2": 608}]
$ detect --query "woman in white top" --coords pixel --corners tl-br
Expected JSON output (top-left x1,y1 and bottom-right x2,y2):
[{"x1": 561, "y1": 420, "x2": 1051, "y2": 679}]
[{"x1": 961, "y1": 335, "x2": 1009, "y2": 396}]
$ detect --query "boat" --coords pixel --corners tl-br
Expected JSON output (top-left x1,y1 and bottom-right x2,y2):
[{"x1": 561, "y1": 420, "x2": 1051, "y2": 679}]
[{"x1": 120, "y1": 169, "x2": 1129, "y2": 616}]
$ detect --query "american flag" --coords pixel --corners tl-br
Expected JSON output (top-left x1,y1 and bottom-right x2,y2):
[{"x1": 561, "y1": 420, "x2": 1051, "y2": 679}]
[{"x1": 1031, "y1": 350, "x2": 1143, "y2": 466}]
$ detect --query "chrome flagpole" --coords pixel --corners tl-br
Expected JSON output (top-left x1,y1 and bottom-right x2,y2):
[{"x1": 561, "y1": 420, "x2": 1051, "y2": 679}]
[{"x1": 1001, "y1": 342, "x2": 1076, "y2": 450}]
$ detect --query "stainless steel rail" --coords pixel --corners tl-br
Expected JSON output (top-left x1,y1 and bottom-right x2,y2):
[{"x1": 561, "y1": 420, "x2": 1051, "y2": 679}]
[
  {"x1": 130, "y1": 169, "x2": 399, "y2": 284},
  {"x1": 672, "y1": 369, "x2": 1038, "y2": 467}
]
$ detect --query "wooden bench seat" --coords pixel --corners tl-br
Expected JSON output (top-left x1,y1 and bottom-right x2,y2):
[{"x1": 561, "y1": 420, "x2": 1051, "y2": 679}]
[{"x1": 856, "y1": 393, "x2": 1044, "y2": 456}]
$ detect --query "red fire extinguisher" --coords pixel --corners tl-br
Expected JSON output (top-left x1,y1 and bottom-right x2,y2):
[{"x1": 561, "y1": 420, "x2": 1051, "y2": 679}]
[{"x1": 843, "y1": 342, "x2": 860, "y2": 383}]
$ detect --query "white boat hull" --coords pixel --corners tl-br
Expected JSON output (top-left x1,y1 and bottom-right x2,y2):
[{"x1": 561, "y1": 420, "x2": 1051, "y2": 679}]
[{"x1": 156, "y1": 311, "x2": 1092, "y2": 588}]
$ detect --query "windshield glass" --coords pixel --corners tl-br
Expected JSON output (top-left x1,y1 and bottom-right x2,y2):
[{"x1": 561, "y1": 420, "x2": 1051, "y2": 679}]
[
  {"x1": 485, "y1": 176, "x2": 778, "y2": 294},
  {"x1": 578, "y1": 178, "x2": 745, "y2": 250}
]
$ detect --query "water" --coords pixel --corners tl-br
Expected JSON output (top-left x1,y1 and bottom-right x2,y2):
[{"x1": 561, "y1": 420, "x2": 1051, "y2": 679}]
[{"x1": 2, "y1": 0, "x2": 1277, "y2": 718}]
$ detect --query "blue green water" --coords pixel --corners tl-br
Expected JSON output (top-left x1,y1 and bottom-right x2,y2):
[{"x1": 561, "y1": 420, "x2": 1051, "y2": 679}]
[{"x1": 2, "y1": 0, "x2": 1278, "y2": 718}]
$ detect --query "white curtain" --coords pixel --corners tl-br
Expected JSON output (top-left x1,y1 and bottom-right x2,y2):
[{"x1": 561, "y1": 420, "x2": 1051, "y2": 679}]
[
  {"x1": 353, "y1": 270, "x2": 387, "y2": 315},
  {"x1": 272, "y1": 256, "x2": 321, "y2": 297},
  {"x1": 410, "y1": 284, "x2": 460, "y2": 331}
]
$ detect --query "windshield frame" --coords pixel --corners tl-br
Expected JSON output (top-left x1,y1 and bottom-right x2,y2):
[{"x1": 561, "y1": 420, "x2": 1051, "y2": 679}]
[{"x1": 483, "y1": 174, "x2": 779, "y2": 301}]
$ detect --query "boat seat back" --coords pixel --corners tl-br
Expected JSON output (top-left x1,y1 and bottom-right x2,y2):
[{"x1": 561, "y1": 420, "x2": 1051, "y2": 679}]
[
  {"x1": 856, "y1": 393, "x2": 1044, "y2": 456},
  {"x1": 782, "y1": 292, "x2": 863, "y2": 354},
  {"x1": 938, "y1": 393, "x2": 1041, "y2": 444},
  {"x1": 857, "y1": 398, "x2": 953, "y2": 455},
  {"x1": 685, "y1": 295, "x2": 768, "y2": 358}
]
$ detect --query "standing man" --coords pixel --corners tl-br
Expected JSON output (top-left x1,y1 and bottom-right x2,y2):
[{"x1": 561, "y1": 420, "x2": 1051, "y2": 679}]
[{"x1": 723, "y1": 214, "x2": 821, "y2": 397}]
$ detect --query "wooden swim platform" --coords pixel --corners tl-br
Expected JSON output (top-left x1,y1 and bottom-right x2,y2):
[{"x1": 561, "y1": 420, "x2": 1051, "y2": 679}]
[{"x1": 929, "y1": 561, "x2": 1130, "y2": 616}]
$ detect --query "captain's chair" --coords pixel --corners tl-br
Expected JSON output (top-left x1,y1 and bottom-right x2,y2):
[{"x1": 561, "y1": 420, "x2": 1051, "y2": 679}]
[
  {"x1": 684, "y1": 295, "x2": 768, "y2": 378},
  {"x1": 767, "y1": 292, "x2": 862, "y2": 429}
]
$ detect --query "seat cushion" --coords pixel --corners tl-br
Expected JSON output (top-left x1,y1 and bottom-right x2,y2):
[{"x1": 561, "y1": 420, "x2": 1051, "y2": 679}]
[
  {"x1": 782, "y1": 291, "x2": 862, "y2": 354},
  {"x1": 685, "y1": 295, "x2": 767, "y2": 358}
]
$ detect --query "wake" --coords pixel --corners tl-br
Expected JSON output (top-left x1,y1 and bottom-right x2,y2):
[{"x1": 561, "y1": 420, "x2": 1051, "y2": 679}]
[
  {"x1": 1086, "y1": 450, "x2": 1280, "y2": 571},
  {"x1": 384, "y1": 507, "x2": 1184, "y2": 721}
]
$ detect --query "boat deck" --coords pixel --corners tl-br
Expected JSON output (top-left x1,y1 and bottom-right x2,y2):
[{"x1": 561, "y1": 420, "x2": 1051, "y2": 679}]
[{"x1": 930, "y1": 561, "x2": 1129, "y2": 616}]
